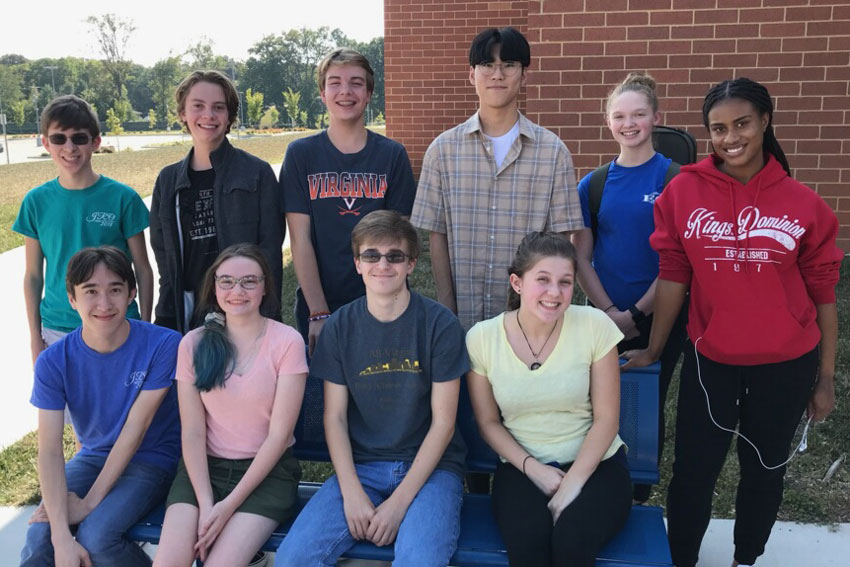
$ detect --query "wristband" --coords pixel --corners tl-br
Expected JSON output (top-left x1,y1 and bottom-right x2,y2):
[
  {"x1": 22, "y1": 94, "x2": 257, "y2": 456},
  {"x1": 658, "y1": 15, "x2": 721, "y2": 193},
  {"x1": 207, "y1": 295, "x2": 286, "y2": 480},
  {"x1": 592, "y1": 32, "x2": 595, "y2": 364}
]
[
  {"x1": 308, "y1": 311, "x2": 331, "y2": 322},
  {"x1": 628, "y1": 305, "x2": 647, "y2": 325},
  {"x1": 602, "y1": 304, "x2": 616, "y2": 313},
  {"x1": 522, "y1": 455, "x2": 533, "y2": 475}
]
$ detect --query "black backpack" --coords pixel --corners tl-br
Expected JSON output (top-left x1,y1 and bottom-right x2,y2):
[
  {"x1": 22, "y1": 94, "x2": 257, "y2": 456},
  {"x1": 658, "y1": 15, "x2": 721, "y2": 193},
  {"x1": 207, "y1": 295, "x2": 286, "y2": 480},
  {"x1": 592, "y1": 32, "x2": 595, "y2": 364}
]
[{"x1": 588, "y1": 125, "x2": 697, "y2": 242}]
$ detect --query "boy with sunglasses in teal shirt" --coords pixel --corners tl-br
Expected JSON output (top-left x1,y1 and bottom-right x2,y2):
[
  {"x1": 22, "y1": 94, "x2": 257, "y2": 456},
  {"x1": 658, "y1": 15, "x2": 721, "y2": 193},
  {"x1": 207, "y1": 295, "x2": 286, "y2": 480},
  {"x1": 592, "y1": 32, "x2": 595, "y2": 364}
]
[{"x1": 13, "y1": 95, "x2": 153, "y2": 366}]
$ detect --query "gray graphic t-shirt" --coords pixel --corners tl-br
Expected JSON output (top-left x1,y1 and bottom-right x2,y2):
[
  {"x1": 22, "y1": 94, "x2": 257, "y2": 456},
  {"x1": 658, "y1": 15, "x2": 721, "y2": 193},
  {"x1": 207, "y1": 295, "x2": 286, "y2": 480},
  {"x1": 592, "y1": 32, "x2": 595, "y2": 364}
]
[{"x1": 309, "y1": 292, "x2": 468, "y2": 476}]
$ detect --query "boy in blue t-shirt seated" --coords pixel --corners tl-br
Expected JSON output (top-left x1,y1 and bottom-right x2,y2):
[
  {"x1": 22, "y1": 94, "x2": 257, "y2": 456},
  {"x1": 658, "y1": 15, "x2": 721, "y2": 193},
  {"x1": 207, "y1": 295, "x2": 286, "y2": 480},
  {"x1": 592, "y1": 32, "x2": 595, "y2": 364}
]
[
  {"x1": 20, "y1": 246, "x2": 181, "y2": 567},
  {"x1": 276, "y1": 210, "x2": 469, "y2": 567}
]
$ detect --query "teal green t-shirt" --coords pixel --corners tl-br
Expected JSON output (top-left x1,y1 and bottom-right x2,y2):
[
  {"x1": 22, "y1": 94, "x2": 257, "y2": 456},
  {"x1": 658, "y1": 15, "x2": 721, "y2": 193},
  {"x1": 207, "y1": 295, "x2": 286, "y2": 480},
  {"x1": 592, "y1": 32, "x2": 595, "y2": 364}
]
[{"x1": 13, "y1": 175, "x2": 149, "y2": 332}]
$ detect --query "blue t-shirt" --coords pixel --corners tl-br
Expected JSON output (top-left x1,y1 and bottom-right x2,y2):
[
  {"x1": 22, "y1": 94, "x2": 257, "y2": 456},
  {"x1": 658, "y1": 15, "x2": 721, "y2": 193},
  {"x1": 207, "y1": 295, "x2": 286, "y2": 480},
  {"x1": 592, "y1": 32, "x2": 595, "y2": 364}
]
[
  {"x1": 31, "y1": 319, "x2": 182, "y2": 473},
  {"x1": 578, "y1": 152, "x2": 673, "y2": 309},
  {"x1": 280, "y1": 130, "x2": 416, "y2": 308},
  {"x1": 12, "y1": 175, "x2": 148, "y2": 332},
  {"x1": 309, "y1": 292, "x2": 469, "y2": 477}
]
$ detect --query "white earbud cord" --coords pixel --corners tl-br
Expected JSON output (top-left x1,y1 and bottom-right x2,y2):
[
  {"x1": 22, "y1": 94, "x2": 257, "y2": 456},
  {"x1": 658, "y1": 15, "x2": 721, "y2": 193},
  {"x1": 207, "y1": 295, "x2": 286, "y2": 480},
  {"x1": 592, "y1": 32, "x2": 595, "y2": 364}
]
[{"x1": 693, "y1": 337, "x2": 812, "y2": 471}]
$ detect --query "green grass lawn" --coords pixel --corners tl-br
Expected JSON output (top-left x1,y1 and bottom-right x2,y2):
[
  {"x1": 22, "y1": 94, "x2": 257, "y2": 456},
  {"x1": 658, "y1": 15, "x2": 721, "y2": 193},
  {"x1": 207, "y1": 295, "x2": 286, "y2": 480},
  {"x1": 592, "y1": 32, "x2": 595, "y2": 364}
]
[{"x1": 0, "y1": 140, "x2": 847, "y2": 523}]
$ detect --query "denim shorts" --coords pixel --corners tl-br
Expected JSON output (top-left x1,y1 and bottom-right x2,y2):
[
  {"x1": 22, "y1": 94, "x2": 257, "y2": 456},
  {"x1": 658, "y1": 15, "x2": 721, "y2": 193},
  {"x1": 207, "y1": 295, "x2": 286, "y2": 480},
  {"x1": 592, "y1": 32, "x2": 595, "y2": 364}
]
[{"x1": 166, "y1": 448, "x2": 301, "y2": 524}]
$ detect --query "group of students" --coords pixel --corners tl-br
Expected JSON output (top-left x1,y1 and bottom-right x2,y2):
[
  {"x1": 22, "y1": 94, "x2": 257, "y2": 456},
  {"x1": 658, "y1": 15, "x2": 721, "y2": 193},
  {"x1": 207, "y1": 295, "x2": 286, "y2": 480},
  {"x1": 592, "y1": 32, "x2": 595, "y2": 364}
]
[{"x1": 15, "y1": 23, "x2": 841, "y2": 567}]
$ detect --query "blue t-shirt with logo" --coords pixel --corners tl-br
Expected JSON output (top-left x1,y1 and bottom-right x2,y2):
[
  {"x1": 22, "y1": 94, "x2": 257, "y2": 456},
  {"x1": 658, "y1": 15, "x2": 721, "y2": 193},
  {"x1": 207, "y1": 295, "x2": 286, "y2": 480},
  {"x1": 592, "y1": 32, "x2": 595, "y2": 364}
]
[
  {"x1": 578, "y1": 152, "x2": 672, "y2": 309},
  {"x1": 31, "y1": 319, "x2": 182, "y2": 473},
  {"x1": 280, "y1": 130, "x2": 416, "y2": 308},
  {"x1": 13, "y1": 175, "x2": 148, "y2": 332}
]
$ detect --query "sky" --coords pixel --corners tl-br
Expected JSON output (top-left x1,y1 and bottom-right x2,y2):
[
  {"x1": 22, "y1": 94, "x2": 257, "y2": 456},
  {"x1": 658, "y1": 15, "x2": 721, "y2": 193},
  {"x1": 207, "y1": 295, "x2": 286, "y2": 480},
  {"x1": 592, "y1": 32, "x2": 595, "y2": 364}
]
[{"x1": 0, "y1": 1, "x2": 385, "y2": 66}]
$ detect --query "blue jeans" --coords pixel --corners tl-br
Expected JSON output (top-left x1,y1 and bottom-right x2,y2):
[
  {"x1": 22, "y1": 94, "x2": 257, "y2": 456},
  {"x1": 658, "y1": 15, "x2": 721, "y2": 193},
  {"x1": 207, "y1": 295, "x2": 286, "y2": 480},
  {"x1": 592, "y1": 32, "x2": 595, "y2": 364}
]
[
  {"x1": 20, "y1": 453, "x2": 173, "y2": 567},
  {"x1": 275, "y1": 461, "x2": 463, "y2": 567}
]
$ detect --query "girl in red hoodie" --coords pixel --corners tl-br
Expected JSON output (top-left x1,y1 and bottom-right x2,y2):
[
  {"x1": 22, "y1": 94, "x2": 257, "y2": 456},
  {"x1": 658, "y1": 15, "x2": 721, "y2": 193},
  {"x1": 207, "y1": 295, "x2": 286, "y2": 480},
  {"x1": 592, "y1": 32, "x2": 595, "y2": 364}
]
[{"x1": 623, "y1": 78, "x2": 842, "y2": 567}]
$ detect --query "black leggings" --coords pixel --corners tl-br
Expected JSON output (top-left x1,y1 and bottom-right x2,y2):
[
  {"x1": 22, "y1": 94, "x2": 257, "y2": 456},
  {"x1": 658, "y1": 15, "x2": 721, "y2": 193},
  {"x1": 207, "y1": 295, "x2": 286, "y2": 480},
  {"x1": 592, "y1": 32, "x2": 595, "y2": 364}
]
[
  {"x1": 491, "y1": 450, "x2": 632, "y2": 567},
  {"x1": 667, "y1": 343, "x2": 818, "y2": 567}
]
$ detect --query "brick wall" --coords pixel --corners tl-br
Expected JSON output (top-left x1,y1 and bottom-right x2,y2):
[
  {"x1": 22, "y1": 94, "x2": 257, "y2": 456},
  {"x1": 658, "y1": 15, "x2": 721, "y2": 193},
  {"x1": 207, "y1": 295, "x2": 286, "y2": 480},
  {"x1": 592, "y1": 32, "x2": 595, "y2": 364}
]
[{"x1": 384, "y1": 0, "x2": 850, "y2": 252}]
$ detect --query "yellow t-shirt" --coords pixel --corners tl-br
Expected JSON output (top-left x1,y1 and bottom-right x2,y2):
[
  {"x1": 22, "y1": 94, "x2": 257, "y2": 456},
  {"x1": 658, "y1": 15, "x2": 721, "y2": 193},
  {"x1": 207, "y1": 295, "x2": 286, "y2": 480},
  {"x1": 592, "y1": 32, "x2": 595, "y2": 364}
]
[{"x1": 466, "y1": 305, "x2": 625, "y2": 465}]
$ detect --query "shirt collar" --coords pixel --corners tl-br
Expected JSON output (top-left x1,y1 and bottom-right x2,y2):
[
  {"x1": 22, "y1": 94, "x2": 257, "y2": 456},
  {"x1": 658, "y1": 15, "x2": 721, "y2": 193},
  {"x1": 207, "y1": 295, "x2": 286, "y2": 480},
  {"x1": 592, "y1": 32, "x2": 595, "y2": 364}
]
[{"x1": 463, "y1": 111, "x2": 537, "y2": 142}]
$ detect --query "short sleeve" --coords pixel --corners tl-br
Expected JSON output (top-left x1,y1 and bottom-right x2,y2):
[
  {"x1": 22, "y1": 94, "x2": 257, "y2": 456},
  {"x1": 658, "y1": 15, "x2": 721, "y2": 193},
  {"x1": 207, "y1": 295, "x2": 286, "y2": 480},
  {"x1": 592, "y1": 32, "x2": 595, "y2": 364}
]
[
  {"x1": 410, "y1": 140, "x2": 446, "y2": 233},
  {"x1": 429, "y1": 307, "x2": 470, "y2": 383},
  {"x1": 577, "y1": 172, "x2": 592, "y2": 228},
  {"x1": 546, "y1": 143, "x2": 584, "y2": 233},
  {"x1": 30, "y1": 351, "x2": 66, "y2": 410},
  {"x1": 143, "y1": 330, "x2": 181, "y2": 390},
  {"x1": 308, "y1": 315, "x2": 345, "y2": 385},
  {"x1": 175, "y1": 332, "x2": 200, "y2": 384},
  {"x1": 464, "y1": 321, "x2": 489, "y2": 377},
  {"x1": 12, "y1": 192, "x2": 39, "y2": 239},
  {"x1": 385, "y1": 144, "x2": 416, "y2": 216},
  {"x1": 591, "y1": 310, "x2": 624, "y2": 362},
  {"x1": 280, "y1": 142, "x2": 310, "y2": 215},
  {"x1": 121, "y1": 190, "x2": 150, "y2": 238},
  {"x1": 274, "y1": 325, "x2": 309, "y2": 377}
]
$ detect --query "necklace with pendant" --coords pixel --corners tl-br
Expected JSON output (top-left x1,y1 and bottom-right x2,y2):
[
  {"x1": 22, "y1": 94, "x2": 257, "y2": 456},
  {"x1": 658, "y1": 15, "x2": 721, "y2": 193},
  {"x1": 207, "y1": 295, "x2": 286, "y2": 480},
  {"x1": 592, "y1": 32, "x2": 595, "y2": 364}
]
[{"x1": 516, "y1": 311, "x2": 558, "y2": 371}]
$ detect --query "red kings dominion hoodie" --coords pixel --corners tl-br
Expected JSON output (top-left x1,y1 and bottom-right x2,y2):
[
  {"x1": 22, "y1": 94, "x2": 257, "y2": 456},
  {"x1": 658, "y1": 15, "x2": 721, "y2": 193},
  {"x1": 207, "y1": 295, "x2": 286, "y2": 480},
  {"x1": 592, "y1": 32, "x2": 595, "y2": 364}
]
[{"x1": 651, "y1": 154, "x2": 842, "y2": 366}]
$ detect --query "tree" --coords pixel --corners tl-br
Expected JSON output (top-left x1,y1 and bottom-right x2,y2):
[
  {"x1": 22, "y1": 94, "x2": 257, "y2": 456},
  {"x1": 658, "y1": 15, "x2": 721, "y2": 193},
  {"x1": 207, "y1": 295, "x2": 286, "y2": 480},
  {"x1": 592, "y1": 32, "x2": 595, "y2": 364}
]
[
  {"x1": 244, "y1": 88, "x2": 264, "y2": 128},
  {"x1": 351, "y1": 36, "x2": 385, "y2": 119},
  {"x1": 282, "y1": 88, "x2": 302, "y2": 128},
  {"x1": 148, "y1": 108, "x2": 156, "y2": 129},
  {"x1": 105, "y1": 107, "x2": 124, "y2": 149},
  {"x1": 86, "y1": 14, "x2": 136, "y2": 107},
  {"x1": 11, "y1": 100, "x2": 27, "y2": 128},
  {"x1": 0, "y1": 65, "x2": 23, "y2": 110},
  {"x1": 150, "y1": 56, "x2": 183, "y2": 126},
  {"x1": 259, "y1": 105, "x2": 280, "y2": 129}
]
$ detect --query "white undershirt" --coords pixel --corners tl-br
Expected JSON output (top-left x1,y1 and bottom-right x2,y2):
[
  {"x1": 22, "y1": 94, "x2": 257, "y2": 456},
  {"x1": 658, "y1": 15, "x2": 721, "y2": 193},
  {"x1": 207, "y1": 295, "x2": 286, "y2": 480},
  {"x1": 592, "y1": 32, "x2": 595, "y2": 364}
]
[{"x1": 485, "y1": 120, "x2": 520, "y2": 168}]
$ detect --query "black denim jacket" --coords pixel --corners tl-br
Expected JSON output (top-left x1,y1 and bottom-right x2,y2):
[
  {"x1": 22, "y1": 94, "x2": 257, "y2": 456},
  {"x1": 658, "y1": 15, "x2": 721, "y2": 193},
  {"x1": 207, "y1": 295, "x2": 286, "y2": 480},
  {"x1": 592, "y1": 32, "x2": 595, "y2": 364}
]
[{"x1": 150, "y1": 138, "x2": 283, "y2": 333}]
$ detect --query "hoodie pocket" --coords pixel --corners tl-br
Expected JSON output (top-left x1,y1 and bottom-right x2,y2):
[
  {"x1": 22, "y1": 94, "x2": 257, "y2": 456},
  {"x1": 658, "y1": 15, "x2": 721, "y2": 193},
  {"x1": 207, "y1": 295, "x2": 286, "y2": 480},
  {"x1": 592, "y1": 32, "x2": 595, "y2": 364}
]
[{"x1": 701, "y1": 305, "x2": 805, "y2": 363}]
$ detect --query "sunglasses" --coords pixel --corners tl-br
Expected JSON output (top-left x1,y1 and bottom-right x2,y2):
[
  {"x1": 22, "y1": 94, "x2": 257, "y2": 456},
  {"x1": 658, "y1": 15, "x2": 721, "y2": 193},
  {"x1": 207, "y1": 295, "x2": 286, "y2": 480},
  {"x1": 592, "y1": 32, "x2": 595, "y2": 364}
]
[
  {"x1": 214, "y1": 275, "x2": 264, "y2": 290},
  {"x1": 47, "y1": 133, "x2": 93, "y2": 146},
  {"x1": 357, "y1": 249, "x2": 409, "y2": 264}
]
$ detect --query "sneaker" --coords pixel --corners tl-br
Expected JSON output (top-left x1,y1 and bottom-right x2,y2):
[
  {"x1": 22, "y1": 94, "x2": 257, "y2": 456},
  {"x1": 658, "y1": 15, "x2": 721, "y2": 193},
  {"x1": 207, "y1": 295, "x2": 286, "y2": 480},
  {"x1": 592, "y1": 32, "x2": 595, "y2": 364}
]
[{"x1": 248, "y1": 551, "x2": 268, "y2": 567}]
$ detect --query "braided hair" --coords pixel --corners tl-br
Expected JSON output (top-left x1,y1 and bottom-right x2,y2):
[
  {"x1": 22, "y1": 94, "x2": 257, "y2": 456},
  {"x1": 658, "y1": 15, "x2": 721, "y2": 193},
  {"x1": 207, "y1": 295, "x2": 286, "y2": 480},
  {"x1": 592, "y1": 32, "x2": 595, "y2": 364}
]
[{"x1": 702, "y1": 78, "x2": 791, "y2": 176}]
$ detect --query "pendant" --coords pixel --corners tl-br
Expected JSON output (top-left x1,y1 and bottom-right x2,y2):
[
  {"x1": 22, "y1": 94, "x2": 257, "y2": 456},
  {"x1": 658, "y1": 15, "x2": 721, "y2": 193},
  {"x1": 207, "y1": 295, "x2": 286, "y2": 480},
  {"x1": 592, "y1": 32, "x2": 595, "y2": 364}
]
[{"x1": 529, "y1": 361, "x2": 541, "y2": 371}]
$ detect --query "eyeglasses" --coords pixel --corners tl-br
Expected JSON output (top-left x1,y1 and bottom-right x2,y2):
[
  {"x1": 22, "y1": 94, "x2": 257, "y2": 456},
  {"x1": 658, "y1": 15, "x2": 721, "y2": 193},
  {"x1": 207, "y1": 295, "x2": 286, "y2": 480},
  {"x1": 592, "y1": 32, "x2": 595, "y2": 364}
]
[
  {"x1": 357, "y1": 249, "x2": 410, "y2": 264},
  {"x1": 476, "y1": 61, "x2": 523, "y2": 77},
  {"x1": 214, "y1": 275, "x2": 264, "y2": 290},
  {"x1": 47, "y1": 133, "x2": 93, "y2": 146}
]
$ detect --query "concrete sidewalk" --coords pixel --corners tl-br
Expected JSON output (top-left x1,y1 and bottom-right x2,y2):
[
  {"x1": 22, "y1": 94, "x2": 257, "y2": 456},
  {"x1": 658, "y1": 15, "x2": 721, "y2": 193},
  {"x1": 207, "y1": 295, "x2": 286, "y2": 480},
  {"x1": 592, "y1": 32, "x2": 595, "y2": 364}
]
[{"x1": 0, "y1": 184, "x2": 847, "y2": 565}]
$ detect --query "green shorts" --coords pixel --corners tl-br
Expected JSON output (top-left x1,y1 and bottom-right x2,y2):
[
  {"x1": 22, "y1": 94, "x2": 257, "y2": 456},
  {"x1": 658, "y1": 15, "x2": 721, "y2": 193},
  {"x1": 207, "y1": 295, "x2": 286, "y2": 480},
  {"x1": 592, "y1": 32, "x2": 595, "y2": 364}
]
[{"x1": 165, "y1": 448, "x2": 301, "y2": 524}]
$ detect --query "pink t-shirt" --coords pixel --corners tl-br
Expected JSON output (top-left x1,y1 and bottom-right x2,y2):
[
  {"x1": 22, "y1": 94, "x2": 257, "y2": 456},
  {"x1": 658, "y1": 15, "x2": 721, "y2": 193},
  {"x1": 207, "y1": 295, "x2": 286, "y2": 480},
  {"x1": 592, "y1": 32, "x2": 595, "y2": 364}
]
[{"x1": 176, "y1": 320, "x2": 308, "y2": 459}]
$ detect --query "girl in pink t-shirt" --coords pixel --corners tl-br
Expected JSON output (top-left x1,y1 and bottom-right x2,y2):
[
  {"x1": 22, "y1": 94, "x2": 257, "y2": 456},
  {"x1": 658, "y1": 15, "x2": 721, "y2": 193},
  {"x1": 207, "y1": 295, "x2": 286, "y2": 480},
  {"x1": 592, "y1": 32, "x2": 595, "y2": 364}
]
[{"x1": 155, "y1": 244, "x2": 308, "y2": 566}]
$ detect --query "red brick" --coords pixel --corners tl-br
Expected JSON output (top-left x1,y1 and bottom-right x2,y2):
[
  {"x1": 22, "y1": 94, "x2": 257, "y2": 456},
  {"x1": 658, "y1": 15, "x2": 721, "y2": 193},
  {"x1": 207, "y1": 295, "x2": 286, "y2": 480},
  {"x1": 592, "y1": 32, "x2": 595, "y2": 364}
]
[
  {"x1": 675, "y1": 0, "x2": 717, "y2": 8},
  {"x1": 541, "y1": 0, "x2": 585, "y2": 11},
  {"x1": 692, "y1": 39, "x2": 735, "y2": 54},
  {"x1": 625, "y1": 55, "x2": 669, "y2": 69},
  {"x1": 541, "y1": 28, "x2": 583, "y2": 42},
  {"x1": 806, "y1": 21, "x2": 850, "y2": 37},
  {"x1": 757, "y1": 52, "x2": 803, "y2": 67},
  {"x1": 584, "y1": 26, "x2": 628, "y2": 41},
  {"x1": 607, "y1": 11, "x2": 649, "y2": 26},
  {"x1": 826, "y1": 66, "x2": 850, "y2": 81},
  {"x1": 540, "y1": 56, "x2": 582, "y2": 70},
  {"x1": 738, "y1": 8, "x2": 785, "y2": 23},
  {"x1": 714, "y1": 54, "x2": 758, "y2": 67},
  {"x1": 787, "y1": 154, "x2": 819, "y2": 168},
  {"x1": 804, "y1": 52, "x2": 850, "y2": 68},
  {"x1": 775, "y1": 96, "x2": 823, "y2": 111},
  {"x1": 563, "y1": 42, "x2": 607, "y2": 56},
  {"x1": 691, "y1": 68, "x2": 735, "y2": 83},
  {"x1": 735, "y1": 67, "x2": 780, "y2": 82},
  {"x1": 762, "y1": 0, "x2": 808, "y2": 6},
  {"x1": 582, "y1": 56, "x2": 626, "y2": 70},
  {"x1": 822, "y1": 96, "x2": 850, "y2": 110},
  {"x1": 798, "y1": 110, "x2": 846, "y2": 125},
  {"x1": 802, "y1": 82, "x2": 847, "y2": 96},
  {"x1": 782, "y1": 37, "x2": 829, "y2": 52},
  {"x1": 539, "y1": 112, "x2": 580, "y2": 126},
  {"x1": 715, "y1": 24, "x2": 760, "y2": 38},
  {"x1": 538, "y1": 85, "x2": 583, "y2": 99},
  {"x1": 671, "y1": 25, "x2": 714, "y2": 39},
  {"x1": 649, "y1": 40, "x2": 692, "y2": 54},
  {"x1": 629, "y1": 0, "x2": 671, "y2": 8},
  {"x1": 738, "y1": 38, "x2": 782, "y2": 52},
  {"x1": 629, "y1": 26, "x2": 672, "y2": 40},
  {"x1": 534, "y1": 43, "x2": 563, "y2": 57},
  {"x1": 557, "y1": 126, "x2": 608, "y2": 140},
  {"x1": 694, "y1": 9, "x2": 738, "y2": 24},
  {"x1": 809, "y1": 180, "x2": 845, "y2": 193},
  {"x1": 834, "y1": 5, "x2": 850, "y2": 20},
  {"x1": 651, "y1": 11, "x2": 694, "y2": 25},
  {"x1": 717, "y1": 0, "x2": 757, "y2": 6},
  {"x1": 779, "y1": 67, "x2": 826, "y2": 82},
  {"x1": 773, "y1": 125, "x2": 820, "y2": 139},
  {"x1": 560, "y1": 98, "x2": 604, "y2": 113},
  {"x1": 761, "y1": 81, "x2": 802, "y2": 96},
  {"x1": 606, "y1": 41, "x2": 649, "y2": 55},
  {"x1": 786, "y1": 6, "x2": 833, "y2": 21},
  {"x1": 821, "y1": 154, "x2": 850, "y2": 169},
  {"x1": 669, "y1": 53, "x2": 713, "y2": 68},
  {"x1": 761, "y1": 23, "x2": 806, "y2": 37}
]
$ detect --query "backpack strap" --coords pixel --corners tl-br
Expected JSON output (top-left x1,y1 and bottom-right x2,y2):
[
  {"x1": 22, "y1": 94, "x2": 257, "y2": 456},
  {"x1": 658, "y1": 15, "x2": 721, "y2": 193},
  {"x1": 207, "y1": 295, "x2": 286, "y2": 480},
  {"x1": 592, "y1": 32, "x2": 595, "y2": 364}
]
[
  {"x1": 588, "y1": 162, "x2": 611, "y2": 243},
  {"x1": 663, "y1": 161, "x2": 681, "y2": 187}
]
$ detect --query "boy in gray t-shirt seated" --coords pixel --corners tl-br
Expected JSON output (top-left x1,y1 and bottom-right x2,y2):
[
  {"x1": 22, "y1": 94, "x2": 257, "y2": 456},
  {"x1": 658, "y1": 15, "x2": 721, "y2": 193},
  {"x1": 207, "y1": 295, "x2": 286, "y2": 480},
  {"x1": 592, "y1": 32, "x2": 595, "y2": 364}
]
[{"x1": 275, "y1": 210, "x2": 468, "y2": 566}]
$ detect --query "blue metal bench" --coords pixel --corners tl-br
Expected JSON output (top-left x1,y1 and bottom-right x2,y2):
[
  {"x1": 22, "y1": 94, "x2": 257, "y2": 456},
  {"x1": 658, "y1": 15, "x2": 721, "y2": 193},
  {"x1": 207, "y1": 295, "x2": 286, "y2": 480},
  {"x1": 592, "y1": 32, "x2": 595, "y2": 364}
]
[{"x1": 129, "y1": 363, "x2": 673, "y2": 566}]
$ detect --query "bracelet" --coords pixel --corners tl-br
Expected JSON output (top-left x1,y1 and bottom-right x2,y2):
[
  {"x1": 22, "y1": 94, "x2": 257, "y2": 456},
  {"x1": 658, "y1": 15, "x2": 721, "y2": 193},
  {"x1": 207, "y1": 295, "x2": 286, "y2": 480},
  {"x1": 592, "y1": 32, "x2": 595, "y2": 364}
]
[
  {"x1": 522, "y1": 455, "x2": 533, "y2": 476},
  {"x1": 308, "y1": 311, "x2": 331, "y2": 322},
  {"x1": 603, "y1": 304, "x2": 617, "y2": 313}
]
